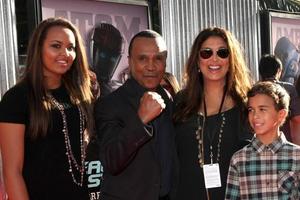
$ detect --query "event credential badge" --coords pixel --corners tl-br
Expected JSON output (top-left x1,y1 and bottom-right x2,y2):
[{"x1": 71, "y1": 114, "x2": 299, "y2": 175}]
[{"x1": 203, "y1": 163, "x2": 222, "y2": 188}]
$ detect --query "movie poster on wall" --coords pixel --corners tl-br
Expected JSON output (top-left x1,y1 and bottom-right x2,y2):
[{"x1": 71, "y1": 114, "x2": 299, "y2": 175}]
[
  {"x1": 265, "y1": 11, "x2": 300, "y2": 84},
  {"x1": 42, "y1": 0, "x2": 150, "y2": 97},
  {"x1": 41, "y1": 1, "x2": 149, "y2": 199}
]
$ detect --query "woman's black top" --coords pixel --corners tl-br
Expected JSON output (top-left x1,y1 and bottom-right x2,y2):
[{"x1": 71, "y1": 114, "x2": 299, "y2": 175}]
[
  {"x1": 174, "y1": 105, "x2": 251, "y2": 200},
  {"x1": 0, "y1": 82, "x2": 89, "y2": 200}
]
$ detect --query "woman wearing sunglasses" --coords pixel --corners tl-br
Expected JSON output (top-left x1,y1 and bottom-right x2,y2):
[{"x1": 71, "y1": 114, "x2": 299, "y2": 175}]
[{"x1": 172, "y1": 27, "x2": 252, "y2": 200}]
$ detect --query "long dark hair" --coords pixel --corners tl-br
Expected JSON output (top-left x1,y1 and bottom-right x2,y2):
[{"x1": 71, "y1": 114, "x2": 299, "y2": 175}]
[
  {"x1": 20, "y1": 17, "x2": 93, "y2": 139},
  {"x1": 174, "y1": 27, "x2": 252, "y2": 122}
]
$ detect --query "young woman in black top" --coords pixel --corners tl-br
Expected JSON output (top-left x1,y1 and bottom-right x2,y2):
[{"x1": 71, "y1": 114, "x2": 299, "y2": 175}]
[{"x1": 0, "y1": 17, "x2": 97, "y2": 200}]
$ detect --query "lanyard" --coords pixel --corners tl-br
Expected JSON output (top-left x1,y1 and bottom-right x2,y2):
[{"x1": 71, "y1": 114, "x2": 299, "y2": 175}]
[{"x1": 203, "y1": 86, "x2": 227, "y2": 164}]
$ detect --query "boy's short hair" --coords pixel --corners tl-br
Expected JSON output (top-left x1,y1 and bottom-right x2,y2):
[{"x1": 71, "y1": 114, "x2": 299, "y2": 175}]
[
  {"x1": 247, "y1": 81, "x2": 290, "y2": 111},
  {"x1": 258, "y1": 54, "x2": 283, "y2": 80}
]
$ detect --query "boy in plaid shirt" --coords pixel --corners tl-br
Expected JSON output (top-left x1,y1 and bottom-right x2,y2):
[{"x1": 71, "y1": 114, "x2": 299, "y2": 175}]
[{"x1": 225, "y1": 81, "x2": 300, "y2": 200}]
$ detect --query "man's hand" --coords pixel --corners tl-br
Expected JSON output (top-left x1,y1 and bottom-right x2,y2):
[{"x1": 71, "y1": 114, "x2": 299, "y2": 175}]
[{"x1": 138, "y1": 91, "x2": 166, "y2": 124}]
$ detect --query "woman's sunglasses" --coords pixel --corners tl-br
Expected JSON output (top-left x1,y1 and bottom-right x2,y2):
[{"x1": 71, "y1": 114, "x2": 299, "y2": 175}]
[{"x1": 199, "y1": 48, "x2": 230, "y2": 59}]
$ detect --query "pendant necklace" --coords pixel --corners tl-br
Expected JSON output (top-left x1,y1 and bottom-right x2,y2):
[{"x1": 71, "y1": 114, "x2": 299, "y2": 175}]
[{"x1": 49, "y1": 94, "x2": 86, "y2": 187}]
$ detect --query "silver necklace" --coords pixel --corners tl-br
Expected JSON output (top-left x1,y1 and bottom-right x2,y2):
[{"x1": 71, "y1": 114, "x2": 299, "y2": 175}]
[
  {"x1": 49, "y1": 95, "x2": 86, "y2": 187},
  {"x1": 195, "y1": 113, "x2": 205, "y2": 167}
]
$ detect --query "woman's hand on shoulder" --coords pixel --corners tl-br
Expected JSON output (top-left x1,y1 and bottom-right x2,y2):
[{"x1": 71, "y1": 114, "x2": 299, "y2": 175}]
[{"x1": 89, "y1": 70, "x2": 100, "y2": 100}]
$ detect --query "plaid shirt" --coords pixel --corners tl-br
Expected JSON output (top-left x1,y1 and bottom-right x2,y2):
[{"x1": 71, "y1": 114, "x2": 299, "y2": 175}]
[{"x1": 225, "y1": 133, "x2": 300, "y2": 200}]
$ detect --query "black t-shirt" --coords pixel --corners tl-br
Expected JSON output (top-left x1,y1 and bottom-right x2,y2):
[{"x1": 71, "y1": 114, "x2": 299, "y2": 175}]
[{"x1": 0, "y1": 82, "x2": 89, "y2": 200}]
